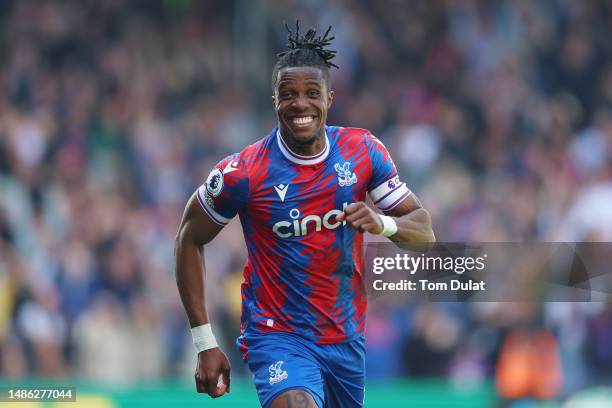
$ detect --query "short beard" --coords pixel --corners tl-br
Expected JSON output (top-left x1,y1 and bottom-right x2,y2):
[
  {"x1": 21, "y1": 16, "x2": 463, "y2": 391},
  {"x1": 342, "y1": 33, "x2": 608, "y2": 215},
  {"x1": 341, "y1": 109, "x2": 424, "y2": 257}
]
[{"x1": 292, "y1": 128, "x2": 324, "y2": 145}]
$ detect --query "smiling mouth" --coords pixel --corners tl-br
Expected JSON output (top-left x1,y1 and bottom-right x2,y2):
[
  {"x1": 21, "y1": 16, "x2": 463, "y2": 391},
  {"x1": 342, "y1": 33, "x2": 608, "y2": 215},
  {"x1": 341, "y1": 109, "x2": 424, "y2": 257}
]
[{"x1": 290, "y1": 115, "x2": 317, "y2": 126}]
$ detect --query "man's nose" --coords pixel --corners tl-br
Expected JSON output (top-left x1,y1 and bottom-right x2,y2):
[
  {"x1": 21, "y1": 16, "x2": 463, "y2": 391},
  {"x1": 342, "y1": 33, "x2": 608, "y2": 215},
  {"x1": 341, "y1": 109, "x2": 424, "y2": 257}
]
[{"x1": 291, "y1": 93, "x2": 309, "y2": 110}]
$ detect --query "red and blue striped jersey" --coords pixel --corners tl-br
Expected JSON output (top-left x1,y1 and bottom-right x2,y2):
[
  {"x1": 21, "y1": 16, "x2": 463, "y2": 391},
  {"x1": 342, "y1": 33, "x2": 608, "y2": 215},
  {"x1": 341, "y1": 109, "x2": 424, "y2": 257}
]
[{"x1": 196, "y1": 126, "x2": 411, "y2": 350}]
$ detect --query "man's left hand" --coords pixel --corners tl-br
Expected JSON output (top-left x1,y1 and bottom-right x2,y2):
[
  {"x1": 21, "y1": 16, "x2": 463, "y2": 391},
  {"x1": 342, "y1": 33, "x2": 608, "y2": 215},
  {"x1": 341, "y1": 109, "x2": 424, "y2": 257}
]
[{"x1": 336, "y1": 202, "x2": 384, "y2": 234}]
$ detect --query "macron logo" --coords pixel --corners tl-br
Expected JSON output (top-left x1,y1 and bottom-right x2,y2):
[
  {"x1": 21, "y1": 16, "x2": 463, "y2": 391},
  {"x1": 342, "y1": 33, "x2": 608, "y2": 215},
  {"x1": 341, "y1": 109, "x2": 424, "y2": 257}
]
[
  {"x1": 274, "y1": 184, "x2": 289, "y2": 202},
  {"x1": 223, "y1": 160, "x2": 239, "y2": 174}
]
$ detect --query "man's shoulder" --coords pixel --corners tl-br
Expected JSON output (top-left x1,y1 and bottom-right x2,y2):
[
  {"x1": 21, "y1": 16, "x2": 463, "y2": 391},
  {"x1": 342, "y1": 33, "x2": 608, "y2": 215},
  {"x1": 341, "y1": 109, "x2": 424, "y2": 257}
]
[
  {"x1": 329, "y1": 125, "x2": 382, "y2": 149},
  {"x1": 239, "y1": 131, "x2": 275, "y2": 161},
  {"x1": 329, "y1": 125, "x2": 373, "y2": 138},
  {"x1": 217, "y1": 131, "x2": 275, "y2": 174}
]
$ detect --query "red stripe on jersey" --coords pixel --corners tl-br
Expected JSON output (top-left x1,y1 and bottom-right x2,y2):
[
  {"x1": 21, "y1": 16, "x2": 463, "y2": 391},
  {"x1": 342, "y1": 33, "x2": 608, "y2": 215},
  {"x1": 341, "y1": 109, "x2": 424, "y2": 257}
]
[{"x1": 243, "y1": 144, "x2": 293, "y2": 333}]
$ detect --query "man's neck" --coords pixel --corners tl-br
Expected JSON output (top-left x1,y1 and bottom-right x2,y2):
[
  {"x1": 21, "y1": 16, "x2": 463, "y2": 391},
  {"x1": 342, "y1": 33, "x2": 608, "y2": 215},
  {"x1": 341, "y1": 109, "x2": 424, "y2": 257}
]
[{"x1": 279, "y1": 129, "x2": 326, "y2": 157}]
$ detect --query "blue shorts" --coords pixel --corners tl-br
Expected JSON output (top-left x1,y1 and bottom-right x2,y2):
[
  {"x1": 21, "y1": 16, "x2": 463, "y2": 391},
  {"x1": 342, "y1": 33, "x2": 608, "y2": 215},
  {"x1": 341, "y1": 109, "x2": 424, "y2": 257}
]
[{"x1": 239, "y1": 332, "x2": 365, "y2": 408}]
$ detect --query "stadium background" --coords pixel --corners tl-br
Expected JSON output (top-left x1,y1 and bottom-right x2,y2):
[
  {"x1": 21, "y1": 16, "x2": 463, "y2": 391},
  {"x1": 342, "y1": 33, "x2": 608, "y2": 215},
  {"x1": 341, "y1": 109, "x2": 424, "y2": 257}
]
[{"x1": 1, "y1": 0, "x2": 612, "y2": 406}]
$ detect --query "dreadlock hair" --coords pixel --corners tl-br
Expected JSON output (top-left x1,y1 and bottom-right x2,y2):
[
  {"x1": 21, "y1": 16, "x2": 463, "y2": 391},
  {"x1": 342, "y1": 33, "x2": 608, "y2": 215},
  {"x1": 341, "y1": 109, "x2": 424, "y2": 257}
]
[{"x1": 272, "y1": 20, "x2": 338, "y2": 92}]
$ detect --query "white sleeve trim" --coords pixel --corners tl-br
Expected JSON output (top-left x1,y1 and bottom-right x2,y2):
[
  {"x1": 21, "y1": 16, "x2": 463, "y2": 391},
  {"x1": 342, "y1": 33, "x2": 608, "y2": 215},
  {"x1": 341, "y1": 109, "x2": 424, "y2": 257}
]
[
  {"x1": 196, "y1": 186, "x2": 231, "y2": 225},
  {"x1": 369, "y1": 176, "x2": 412, "y2": 211}
]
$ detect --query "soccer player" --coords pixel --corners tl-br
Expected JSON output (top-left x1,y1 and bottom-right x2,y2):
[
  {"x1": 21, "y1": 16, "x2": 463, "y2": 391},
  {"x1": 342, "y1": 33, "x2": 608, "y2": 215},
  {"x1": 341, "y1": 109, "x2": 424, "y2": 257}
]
[{"x1": 175, "y1": 22, "x2": 435, "y2": 408}]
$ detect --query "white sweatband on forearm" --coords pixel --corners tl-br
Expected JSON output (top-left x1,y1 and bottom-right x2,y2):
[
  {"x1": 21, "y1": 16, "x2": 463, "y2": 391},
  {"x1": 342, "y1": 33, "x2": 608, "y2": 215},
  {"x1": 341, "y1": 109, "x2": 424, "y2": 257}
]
[
  {"x1": 191, "y1": 324, "x2": 218, "y2": 352},
  {"x1": 379, "y1": 215, "x2": 398, "y2": 237}
]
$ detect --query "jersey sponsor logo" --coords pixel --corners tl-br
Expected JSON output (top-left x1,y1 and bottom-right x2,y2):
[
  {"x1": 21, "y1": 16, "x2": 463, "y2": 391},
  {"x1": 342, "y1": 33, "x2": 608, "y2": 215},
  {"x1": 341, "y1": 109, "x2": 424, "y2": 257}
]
[
  {"x1": 206, "y1": 168, "x2": 224, "y2": 197},
  {"x1": 273, "y1": 184, "x2": 289, "y2": 202},
  {"x1": 223, "y1": 160, "x2": 239, "y2": 174},
  {"x1": 269, "y1": 361, "x2": 288, "y2": 385},
  {"x1": 334, "y1": 162, "x2": 358, "y2": 187},
  {"x1": 272, "y1": 204, "x2": 348, "y2": 238}
]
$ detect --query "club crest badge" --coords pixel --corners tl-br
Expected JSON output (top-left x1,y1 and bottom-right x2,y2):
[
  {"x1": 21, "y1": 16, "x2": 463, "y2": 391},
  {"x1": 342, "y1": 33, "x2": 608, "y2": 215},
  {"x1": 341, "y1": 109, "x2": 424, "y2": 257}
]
[
  {"x1": 206, "y1": 168, "x2": 224, "y2": 197},
  {"x1": 268, "y1": 361, "x2": 288, "y2": 385},
  {"x1": 334, "y1": 162, "x2": 358, "y2": 187}
]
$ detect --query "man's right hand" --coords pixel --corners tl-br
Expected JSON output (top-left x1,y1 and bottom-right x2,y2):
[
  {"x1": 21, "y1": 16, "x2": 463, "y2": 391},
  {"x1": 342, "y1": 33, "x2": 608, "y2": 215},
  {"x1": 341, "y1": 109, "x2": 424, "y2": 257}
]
[{"x1": 195, "y1": 347, "x2": 231, "y2": 398}]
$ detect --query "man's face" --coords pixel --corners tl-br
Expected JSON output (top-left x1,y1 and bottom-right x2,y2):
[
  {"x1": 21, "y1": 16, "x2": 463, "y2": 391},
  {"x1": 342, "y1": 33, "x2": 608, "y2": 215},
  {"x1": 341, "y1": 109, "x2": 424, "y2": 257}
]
[{"x1": 273, "y1": 66, "x2": 334, "y2": 144}]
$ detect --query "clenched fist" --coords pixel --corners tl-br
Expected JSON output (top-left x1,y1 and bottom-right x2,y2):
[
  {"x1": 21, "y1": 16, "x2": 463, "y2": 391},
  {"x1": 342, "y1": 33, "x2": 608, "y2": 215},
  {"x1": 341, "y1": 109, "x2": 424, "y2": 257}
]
[
  {"x1": 336, "y1": 202, "x2": 384, "y2": 234},
  {"x1": 195, "y1": 347, "x2": 231, "y2": 398}
]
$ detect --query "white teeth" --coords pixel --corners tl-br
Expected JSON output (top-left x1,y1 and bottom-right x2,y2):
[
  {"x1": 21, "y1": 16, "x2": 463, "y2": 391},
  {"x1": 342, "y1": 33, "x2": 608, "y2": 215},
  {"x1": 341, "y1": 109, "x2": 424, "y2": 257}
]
[{"x1": 293, "y1": 116, "x2": 314, "y2": 125}]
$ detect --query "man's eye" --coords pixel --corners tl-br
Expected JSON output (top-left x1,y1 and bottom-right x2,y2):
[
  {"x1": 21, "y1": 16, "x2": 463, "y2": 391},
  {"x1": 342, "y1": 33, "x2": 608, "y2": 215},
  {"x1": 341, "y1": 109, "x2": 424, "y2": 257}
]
[
  {"x1": 280, "y1": 92, "x2": 293, "y2": 99},
  {"x1": 308, "y1": 90, "x2": 320, "y2": 97}
]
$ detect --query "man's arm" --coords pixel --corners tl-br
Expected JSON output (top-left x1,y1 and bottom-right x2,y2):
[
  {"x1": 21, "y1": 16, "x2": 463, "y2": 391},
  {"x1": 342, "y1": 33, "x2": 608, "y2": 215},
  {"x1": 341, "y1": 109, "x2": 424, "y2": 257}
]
[
  {"x1": 383, "y1": 194, "x2": 435, "y2": 248},
  {"x1": 337, "y1": 193, "x2": 435, "y2": 250},
  {"x1": 174, "y1": 193, "x2": 230, "y2": 398}
]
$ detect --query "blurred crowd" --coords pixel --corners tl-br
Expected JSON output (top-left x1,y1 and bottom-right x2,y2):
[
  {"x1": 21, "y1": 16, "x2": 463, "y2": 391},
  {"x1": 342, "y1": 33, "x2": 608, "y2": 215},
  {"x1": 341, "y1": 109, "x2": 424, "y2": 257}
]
[{"x1": 1, "y1": 0, "x2": 612, "y2": 401}]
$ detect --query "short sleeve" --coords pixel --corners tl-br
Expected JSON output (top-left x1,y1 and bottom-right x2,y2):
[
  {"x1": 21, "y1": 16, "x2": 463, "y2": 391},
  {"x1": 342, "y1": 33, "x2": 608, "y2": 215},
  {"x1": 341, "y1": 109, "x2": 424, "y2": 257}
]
[
  {"x1": 365, "y1": 132, "x2": 412, "y2": 211},
  {"x1": 196, "y1": 154, "x2": 249, "y2": 226}
]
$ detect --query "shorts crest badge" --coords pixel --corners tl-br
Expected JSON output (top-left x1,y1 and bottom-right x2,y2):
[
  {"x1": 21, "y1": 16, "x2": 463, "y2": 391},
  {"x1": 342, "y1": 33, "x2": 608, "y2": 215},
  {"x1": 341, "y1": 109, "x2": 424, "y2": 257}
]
[{"x1": 268, "y1": 361, "x2": 289, "y2": 385}]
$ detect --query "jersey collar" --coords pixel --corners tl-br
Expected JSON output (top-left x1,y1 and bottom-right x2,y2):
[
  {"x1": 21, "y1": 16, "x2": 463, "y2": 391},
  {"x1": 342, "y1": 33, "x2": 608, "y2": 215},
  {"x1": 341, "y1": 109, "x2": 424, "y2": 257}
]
[{"x1": 276, "y1": 128, "x2": 330, "y2": 165}]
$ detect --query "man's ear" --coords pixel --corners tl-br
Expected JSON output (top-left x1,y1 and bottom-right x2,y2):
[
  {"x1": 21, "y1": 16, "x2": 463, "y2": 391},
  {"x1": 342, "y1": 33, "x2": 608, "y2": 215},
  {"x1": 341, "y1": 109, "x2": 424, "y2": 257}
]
[
  {"x1": 271, "y1": 95, "x2": 276, "y2": 109},
  {"x1": 327, "y1": 90, "x2": 334, "y2": 108}
]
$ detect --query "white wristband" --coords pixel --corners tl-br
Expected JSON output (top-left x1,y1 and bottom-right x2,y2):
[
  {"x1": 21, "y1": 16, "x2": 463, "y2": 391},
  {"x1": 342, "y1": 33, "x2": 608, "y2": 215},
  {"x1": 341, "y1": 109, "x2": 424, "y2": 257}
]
[
  {"x1": 379, "y1": 215, "x2": 398, "y2": 237},
  {"x1": 191, "y1": 324, "x2": 218, "y2": 352}
]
